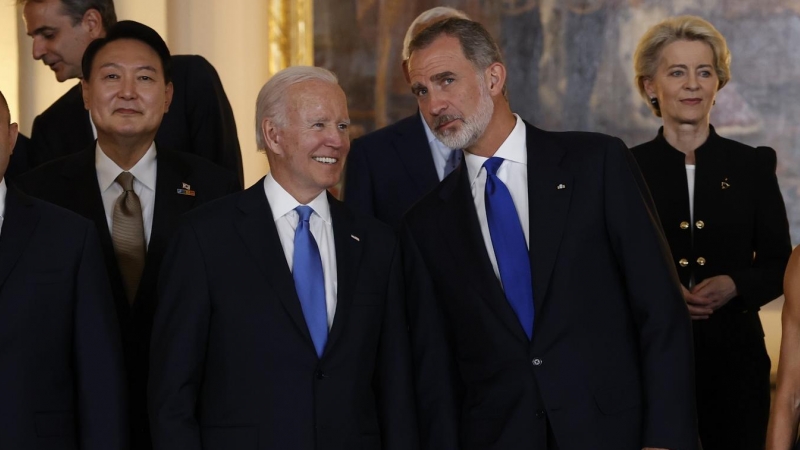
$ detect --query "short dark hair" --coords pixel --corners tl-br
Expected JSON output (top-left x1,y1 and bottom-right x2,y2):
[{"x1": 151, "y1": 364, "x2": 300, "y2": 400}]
[
  {"x1": 408, "y1": 18, "x2": 504, "y2": 72},
  {"x1": 82, "y1": 20, "x2": 172, "y2": 84},
  {"x1": 18, "y1": 0, "x2": 117, "y2": 29}
]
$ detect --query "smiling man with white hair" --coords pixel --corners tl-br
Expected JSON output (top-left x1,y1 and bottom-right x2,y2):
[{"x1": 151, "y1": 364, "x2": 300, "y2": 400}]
[{"x1": 149, "y1": 65, "x2": 419, "y2": 450}]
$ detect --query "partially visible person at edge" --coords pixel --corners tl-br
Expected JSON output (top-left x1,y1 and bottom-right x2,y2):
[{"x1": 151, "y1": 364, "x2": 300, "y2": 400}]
[{"x1": 631, "y1": 15, "x2": 792, "y2": 450}]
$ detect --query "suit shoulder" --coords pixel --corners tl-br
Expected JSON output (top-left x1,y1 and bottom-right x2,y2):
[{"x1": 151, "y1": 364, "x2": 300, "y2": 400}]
[
  {"x1": 352, "y1": 114, "x2": 420, "y2": 150},
  {"x1": 35, "y1": 84, "x2": 83, "y2": 123},
  {"x1": 161, "y1": 149, "x2": 235, "y2": 174},
  {"x1": 27, "y1": 193, "x2": 93, "y2": 232},
  {"x1": 546, "y1": 129, "x2": 623, "y2": 150},
  {"x1": 15, "y1": 151, "x2": 84, "y2": 194}
]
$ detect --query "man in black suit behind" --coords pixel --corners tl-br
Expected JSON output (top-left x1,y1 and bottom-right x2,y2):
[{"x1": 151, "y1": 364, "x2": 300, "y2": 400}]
[
  {"x1": 0, "y1": 91, "x2": 127, "y2": 448},
  {"x1": 17, "y1": 22, "x2": 240, "y2": 450},
  {"x1": 344, "y1": 6, "x2": 468, "y2": 227},
  {"x1": 402, "y1": 19, "x2": 698, "y2": 450},
  {"x1": 149, "y1": 66, "x2": 418, "y2": 450},
  {"x1": 19, "y1": 0, "x2": 243, "y2": 186}
]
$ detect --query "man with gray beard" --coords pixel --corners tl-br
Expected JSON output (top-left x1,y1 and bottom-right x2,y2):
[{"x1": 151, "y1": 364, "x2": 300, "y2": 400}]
[{"x1": 401, "y1": 18, "x2": 698, "y2": 450}]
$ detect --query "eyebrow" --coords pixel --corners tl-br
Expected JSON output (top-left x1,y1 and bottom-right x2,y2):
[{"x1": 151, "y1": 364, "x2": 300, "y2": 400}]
[
  {"x1": 29, "y1": 26, "x2": 56, "y2": 37},
  {"x1": 667, "y1": 64, "x2": 713, "y2": 70},
  {"x1": 99, "y1": 63, "x2": 158, "y2": 72},
  {"x1": 410, "y1": 71, "x2": 456, "y2": 94}
]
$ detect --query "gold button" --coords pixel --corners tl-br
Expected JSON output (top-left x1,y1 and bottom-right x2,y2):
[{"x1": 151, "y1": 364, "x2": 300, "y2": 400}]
[
  {"x1": 697, "y1": 257, "x2": 706, "y2": 266},
  {"x1": 695, "y1": 220, "x2": 705, "y2": 229},
  {"x1": 680, "y1": 221, "x2": 689, "y2": 230},
  {"x1": 679, "y1": 258, "x2": 689, "y2": 267}
]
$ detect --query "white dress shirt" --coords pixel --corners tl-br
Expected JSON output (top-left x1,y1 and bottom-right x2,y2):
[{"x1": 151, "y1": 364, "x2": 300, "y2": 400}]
[
  {"x1": 686, "y1": 164, "x2": 696, "y2": 223},
  {"x1": 464, "y1": 114, "x2": 529, "y2": 281},
  {"x1": 96, "y1": 142, "x2": 157, "y2": 247},
  {"x1": 264, "y1": 173, "x2": 338, "y2": 329},
  {"x1": 0, "y1": 178, "x2": 6, "y2": 236},
  {"x1": 420, "y1": 112, "x2": 460, "y2": 181}
]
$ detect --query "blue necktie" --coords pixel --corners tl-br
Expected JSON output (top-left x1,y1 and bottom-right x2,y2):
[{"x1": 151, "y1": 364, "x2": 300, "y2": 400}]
[
  {"x1": 483, "y1": 157, "x2": 534, "y2": 339},
  {"x1": 293, "y1": 206, "x2": 328, "y2": 357}
]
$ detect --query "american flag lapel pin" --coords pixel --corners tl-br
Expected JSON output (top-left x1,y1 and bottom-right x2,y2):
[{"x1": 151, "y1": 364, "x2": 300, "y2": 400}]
[
  {"x1": 556, "y1": 183, "x2": 566, "y2": 190},
  {"x1": 177, "y1": 182, "x2": 196, "y2": 197}
]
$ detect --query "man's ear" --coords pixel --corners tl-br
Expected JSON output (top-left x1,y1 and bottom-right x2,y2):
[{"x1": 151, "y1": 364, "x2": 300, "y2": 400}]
[
  {"x1": 8, "y1": 123, "x2": 18, "y2": 154},
  {"x1": 82, "y1": 8, "x2": 105, "y2": 39},
  {"x1": 81, "y1": 79, "x2": 91, "y2": 110},
  {"x1": 485, "y1": 62, "x2": 506, "y2": 97},
  {"x1": 261, "y1": 118, "x2": 283, "y2": 156},
  {"x1": 402, "y1": 60, "x2": 411, "y2": 84},
  {"x1": 164, "y1": 82, "x2": 174, "y2": 113}
]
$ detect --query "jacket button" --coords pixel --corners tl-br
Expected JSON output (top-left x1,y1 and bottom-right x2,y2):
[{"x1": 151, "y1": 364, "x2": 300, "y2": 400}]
[
  {"x1": 679, "y1": 258, "x2": 689, "y2": 267},
  {"x1": 695, "y1": 220, "x2": 705, "y2": 229},
  {"x1": 680, "y1": 221, "x2": 689, "y2": 230},
  {"x1": 697, "y1": 257, "x2": 706, "y2": 266},
  {"x1": 532, "y1": 358, "x2": 542, "y2": 366}
]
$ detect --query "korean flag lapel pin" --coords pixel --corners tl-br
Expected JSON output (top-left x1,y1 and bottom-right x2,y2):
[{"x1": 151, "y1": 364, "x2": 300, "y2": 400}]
[{"x1": 177, "y1": 182, "x2": 196, "y2": 197}]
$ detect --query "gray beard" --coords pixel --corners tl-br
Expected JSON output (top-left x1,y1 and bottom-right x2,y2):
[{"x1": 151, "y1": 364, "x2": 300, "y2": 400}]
[{"x1": 435, "y1": 83, "x2": 494, "y2": 150}]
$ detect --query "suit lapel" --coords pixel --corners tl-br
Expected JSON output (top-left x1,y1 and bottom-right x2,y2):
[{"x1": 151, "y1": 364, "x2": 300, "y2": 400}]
[
  {"x1": 526, "y1": 124, "x2": 573, "y2": 316},
  {"x1": 439, "y1": 164, "x2": 529, "y2": 344},
  {"x1": 60, "y1": 147, "x2": 130, "y2": 317},
  {"x1": 234, "y1": 181, "x2": 316, "y2": 351},
  {"x1": 393, "y1": 113, "x2": 439, "y2": 193},
  {"x1": 324, "y1": 195, "x2": 363, "y2": 355},
  {"x1": 0, "y1": 187, "x2": 40, "y2": 289}
]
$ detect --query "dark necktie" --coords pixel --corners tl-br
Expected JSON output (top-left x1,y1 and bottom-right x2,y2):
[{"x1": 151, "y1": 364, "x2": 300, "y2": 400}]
[
  {"x1": 483, "y1": 157, "x2": 534, "y2": 339},
  {"x1": 112, "y1": 171, "x2": 146, "y2": 305},
  {"x1": 443, "y1": 148, "x2": 462, "y2": 179},
  {"x1": 293, "y1": 205, "x2": 328, "y2": 357}
]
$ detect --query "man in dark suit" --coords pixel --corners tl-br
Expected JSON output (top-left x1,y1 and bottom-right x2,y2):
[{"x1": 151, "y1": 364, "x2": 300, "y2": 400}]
[
  {"x1": 402, "y1": 19, "x2": 697, "y2": 450},
  {"x1": 17, "y1": 22, "x2": 239, "y2": 450},
  {"x1": 0, "y1": 91, "x2": 127, "y2": 448},
  {"x1": 19, "y1": 0, "x2": 243, "y2": 186},
  {"x1": 149, "y1": 66, "x2": 418, "y2": 450},
  {"x1": 344, "y1": 7, "x2": 468, "y2": 227}
]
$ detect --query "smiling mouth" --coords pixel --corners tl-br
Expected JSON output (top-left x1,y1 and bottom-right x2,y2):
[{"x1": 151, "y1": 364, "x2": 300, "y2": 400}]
[{"x1": 312, "y1": 156, "x2": 338, "y2": 164}]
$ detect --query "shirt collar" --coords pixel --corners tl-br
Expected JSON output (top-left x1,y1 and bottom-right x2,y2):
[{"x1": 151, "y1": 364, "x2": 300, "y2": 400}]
[
  {"x1": 465, "y1": 113, "x2": 527, "y2": 185},
  {"x1": 95, "y1": 141, "x2": 158, "y2": 192},
  {"x1": 263, "y1": 173, "x2": 332, "y2": 224},
  {"x1": 0, "y1": 178, "x2": 6, "y2": 220}
]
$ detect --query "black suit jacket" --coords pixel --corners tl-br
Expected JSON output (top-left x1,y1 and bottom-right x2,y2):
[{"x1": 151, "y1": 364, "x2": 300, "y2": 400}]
[
  {"x1": 631, "y1": 127, "x2": 791, "y2": 447},
  {"x1": 29, "y1": 55, "x2": 244, "y2": 186},
  {"x1": 149, "y1": 181, "x2": 419, "y2": 450},
  {"x1": 402, "y1": 122, "x2": 698, "y2": 450},
  {"x1": 0, "y1": 186, "x2": 127, "y2": 449},
  {"x1": 344, "y1": 113, "x2": 438, "y2": 227},
  {"x1": 16, "y1": 146, "x2": 240, "y2": 450},
  {"x1": 7, "y1": 133, "x2": 30, "y2": 181}
]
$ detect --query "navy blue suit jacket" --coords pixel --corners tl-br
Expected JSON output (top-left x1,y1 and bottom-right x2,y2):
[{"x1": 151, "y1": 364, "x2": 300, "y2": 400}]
[
  {"x1": 29, "y1": 55, "x2": 243, "y2": 187},
  {"x1": 402, "y1": 122, "x2": 698, "y2": 450},
  {"x1": 16, "y1": 146, "x2": 240, "y2": 450},
  {"x1": 0, "y1": 186, "x2": 127, "y2": 449},
  {"x1": 149, "y1": 181, "x2": 419, "y2": 450},
  {"x1": 344, "y1": 113, "x2": 438, "y2": 227}
]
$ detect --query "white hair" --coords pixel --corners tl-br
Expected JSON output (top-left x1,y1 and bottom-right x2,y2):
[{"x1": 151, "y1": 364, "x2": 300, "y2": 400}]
[
  {"x1": 402, "y1": 7, "x2": 469, "y2": 60},
  {"x1": 255, "y1": 66, "x2": 339, "y2": 150}
]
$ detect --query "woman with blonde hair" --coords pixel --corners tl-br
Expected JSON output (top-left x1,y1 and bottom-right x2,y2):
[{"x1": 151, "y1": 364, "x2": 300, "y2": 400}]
[{"x1": 631, "y1": 15, "x2": 792, "y2": 449}]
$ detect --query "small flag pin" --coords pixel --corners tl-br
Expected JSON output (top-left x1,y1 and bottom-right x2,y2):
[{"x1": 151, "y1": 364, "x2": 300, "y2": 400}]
[{"x1": 557, "y1": 183, "x2": 566, "y2": 190}]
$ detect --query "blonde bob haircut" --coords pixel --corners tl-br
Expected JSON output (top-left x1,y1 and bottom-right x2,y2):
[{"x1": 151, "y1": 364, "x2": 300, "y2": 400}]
[{"x1": 633, "y1": 15, "x2": 731, "y2": 117}]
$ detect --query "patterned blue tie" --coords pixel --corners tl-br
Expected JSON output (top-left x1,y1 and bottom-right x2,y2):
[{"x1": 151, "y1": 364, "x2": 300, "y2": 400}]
[
  {"x1": 293, "y1": 205, "x2": 328, "y2": 357},
  {"x1": 483, "y1": 157, "x2": 534, "y2": 339}
]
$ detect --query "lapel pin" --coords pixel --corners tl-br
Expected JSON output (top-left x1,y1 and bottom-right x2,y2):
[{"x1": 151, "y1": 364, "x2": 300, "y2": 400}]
[
  {"x1": 557, "y1": 183, "x2": 566, "y2": 190},
  {"x1": 721, "y1": 178, "x2": 730, "y2": 190},
  {"x1": 350, "y1": 235, "x2": 360, "y2": 242},
  {"x1": 177, "y1": 182, "x2": 196, "y2": 197}
]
